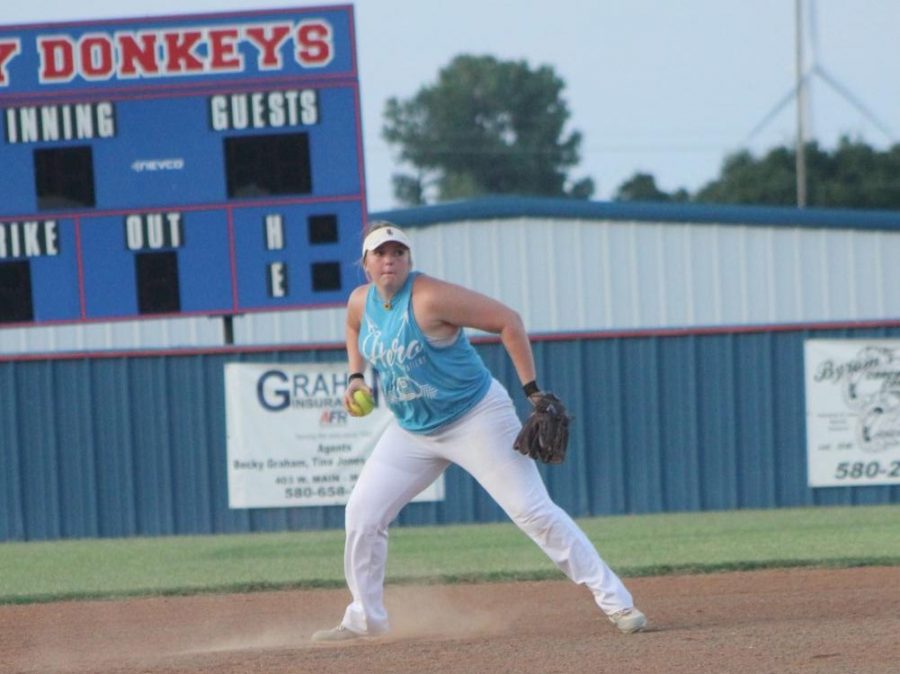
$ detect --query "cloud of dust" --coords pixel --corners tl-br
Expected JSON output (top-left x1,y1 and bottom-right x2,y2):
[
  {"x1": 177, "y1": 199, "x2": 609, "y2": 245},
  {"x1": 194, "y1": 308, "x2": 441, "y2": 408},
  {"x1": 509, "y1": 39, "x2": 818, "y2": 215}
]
[{"x1": 383, "y1": 585, "x2": 518, "y2": 641}]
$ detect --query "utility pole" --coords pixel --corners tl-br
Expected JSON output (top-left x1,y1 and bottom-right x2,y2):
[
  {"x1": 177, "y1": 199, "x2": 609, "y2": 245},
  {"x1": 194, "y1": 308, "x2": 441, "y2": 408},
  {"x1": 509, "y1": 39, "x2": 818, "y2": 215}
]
[{"x1": 795, "y1": 0, "x2": 807, "y2": 207}]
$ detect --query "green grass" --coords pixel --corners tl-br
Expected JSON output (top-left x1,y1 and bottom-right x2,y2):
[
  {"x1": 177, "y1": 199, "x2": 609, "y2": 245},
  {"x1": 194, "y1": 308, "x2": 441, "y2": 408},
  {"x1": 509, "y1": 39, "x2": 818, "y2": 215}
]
[{"x1": 0, "y1": 504, "x2": 897, "y2": 604}]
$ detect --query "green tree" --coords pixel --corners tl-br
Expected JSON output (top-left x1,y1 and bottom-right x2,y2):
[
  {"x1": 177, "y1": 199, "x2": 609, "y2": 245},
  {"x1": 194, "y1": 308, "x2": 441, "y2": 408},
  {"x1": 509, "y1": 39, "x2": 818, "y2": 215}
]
[
  {"x1": 692, "y1": 146, "x2": 799, "y2": 206},
  {"x1": 383, "y1": 55, "x2": 594, "y2": 205},
  {"x1": 613, "y1": 172, "x2": 688, "y2": 203},
  {"x1": 614, "y1": 137, "x2": 900, "y2": 209},
  {"x1": 695, "y1": 138, "x2": 900, "y2": 208}
]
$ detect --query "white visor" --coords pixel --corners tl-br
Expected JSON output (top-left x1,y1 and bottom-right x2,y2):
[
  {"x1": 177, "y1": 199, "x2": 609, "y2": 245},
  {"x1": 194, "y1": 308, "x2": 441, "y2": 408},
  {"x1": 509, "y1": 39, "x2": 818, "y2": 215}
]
[{"x1": 362, "y1": 225, "x2": 412, "y2": 255}]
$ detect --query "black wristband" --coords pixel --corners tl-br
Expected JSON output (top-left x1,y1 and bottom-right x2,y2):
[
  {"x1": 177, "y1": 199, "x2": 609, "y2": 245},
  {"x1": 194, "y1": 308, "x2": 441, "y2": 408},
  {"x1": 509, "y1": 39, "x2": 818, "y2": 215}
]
[
  {"x1": 348, "y1": 372, "x2": 365, "y2": 383},
  {"x1": 522, "y1": 380, "x2": 539, "y2": 397}
]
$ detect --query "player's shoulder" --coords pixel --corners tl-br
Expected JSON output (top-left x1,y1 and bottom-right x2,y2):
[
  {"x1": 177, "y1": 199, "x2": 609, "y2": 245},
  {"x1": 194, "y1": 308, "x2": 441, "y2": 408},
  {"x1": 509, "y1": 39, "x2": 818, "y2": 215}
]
[
  {"x1": 346, "y1": 283, "x2": 370, "y2": 317},
  {"x1": 412, "y1": 273, "x2": 457, "y2": 295},
  {"x1": 414, "y1": 273, "x2": 479, "y2": 303},
  {"x1": 349, "y1": 283, "x2": 371, "y2": 302}
]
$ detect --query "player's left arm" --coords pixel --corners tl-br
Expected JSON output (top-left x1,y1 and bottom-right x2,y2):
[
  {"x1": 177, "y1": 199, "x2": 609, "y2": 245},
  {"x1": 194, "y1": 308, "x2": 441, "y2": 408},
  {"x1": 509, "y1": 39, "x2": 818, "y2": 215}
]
[
  {"x1": 344, "y1": 285, "x2": 372, "y2": 408},
  {"x1": 414, "y1": 276, "x2": 537, "y2": 388}
]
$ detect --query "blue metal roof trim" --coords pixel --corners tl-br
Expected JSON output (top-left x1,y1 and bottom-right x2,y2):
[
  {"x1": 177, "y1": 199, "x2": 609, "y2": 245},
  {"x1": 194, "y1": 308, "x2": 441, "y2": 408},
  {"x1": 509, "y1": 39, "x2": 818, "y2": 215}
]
[{"x1": 370, "y1": 195, "x2": 900, "y2": 232}]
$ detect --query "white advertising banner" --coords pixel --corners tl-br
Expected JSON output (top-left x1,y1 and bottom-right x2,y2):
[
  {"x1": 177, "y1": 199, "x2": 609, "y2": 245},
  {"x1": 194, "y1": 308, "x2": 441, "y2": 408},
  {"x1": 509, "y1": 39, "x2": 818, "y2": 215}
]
[
  {"x1": 804, "y1": 339, "x2": 900, "y2": 487},
  {"x1": 225, "y1": 362, "x2": 445, "y2": 508}
]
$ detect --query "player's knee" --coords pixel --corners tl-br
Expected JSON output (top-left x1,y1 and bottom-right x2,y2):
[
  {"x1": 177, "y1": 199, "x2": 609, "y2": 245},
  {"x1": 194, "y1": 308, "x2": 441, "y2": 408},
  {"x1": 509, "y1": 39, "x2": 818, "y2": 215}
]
[
  {"x1": 344, "y1": 497, "x2": 368, "y2": 529},
  {"x1": 345, "y1": 495, "x2": 388, "y2": 533},
  {"x1": 508, "y1": 500, "x2": 562, "y2": 533}
]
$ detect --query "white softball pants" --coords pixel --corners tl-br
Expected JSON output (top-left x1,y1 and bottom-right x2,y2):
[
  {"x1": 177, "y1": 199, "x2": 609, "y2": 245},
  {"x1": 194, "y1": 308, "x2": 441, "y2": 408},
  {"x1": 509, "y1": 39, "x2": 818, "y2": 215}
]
[{"x1": 340, "y1": 379, "x2": 634, "y2": 635}]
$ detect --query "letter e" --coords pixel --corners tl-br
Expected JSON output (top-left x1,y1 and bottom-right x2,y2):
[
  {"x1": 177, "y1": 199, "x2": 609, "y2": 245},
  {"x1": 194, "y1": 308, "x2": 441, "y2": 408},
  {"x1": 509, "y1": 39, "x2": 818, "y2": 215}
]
[{"x1": 268, "y1": 262, "x2": 288, "y2": 298}]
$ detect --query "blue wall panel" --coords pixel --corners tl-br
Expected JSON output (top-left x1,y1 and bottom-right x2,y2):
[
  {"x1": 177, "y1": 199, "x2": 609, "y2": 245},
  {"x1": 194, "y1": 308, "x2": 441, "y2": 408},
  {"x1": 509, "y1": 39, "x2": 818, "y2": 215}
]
[
  {"x1": 92, "y1": 359, "x2": 138, "y2": 537},
  {"x1": 1, "y1": 326, "x2": 899, "y2": 541},
  {"x1": 0, "y1": 364, "x2": 25, "y2": 540},
  {"x1": 736, "y1": 335, "x2": 773, "y2": 508},
  {"x1": 771, "y1": 333, "x2": 810, "y2": 507},
  {"x1": 583, "y1": 340, "x2": 628, "y2": 514},
  {"x1": 54, "y1": 360, "x2": 99, "y2": 538},
  {"x1": 657, "y1": 337, "x2": 702, "y2": 511},
  {"x1": 19, "y1": 363, "x2": 62, "y2": 540}
]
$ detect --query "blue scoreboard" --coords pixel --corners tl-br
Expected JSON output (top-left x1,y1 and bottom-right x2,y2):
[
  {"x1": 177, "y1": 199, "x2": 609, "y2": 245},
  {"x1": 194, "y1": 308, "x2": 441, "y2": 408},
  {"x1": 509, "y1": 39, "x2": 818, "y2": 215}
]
[{"x1": 0, "y1": 5, "x2": 366, "y2": 325}]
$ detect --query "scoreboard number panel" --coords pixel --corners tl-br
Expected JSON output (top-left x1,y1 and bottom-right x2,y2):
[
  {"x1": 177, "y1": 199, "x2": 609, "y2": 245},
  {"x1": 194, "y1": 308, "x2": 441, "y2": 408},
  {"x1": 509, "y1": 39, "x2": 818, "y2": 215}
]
[
  {"x1": 0, "y1": 5, "x2": 366, "y2": 326},
  {"x1": 231, "y1": 200, "x2": 363, "y2": 309}
]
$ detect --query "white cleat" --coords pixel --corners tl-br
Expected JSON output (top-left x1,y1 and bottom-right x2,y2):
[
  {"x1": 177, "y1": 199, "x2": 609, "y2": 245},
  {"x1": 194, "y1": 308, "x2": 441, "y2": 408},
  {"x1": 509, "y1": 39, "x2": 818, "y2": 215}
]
[{"x1": 608, "y1": 607, "x2": 648, "y2": 634}]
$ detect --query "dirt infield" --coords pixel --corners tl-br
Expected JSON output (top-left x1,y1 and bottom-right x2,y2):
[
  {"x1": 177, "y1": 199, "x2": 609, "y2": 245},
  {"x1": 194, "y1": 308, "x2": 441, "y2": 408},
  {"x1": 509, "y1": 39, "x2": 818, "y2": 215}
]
[{"x1": 1, "y1": 566, "x2": 897, "y2": 673}]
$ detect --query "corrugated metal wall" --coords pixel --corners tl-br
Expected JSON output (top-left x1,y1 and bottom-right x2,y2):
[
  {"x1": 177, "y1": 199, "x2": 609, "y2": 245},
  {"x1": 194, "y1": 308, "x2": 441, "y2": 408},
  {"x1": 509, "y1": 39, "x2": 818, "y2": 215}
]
[
  {"x1": 2, "y1": 324, "x2": 898, "y2": 542},
  {"x1": 0, "y1": 315, "x2": 227, "y2": 357},
  {"x1": 402, "y1": 217, "x2": 900, "y2": 331}
]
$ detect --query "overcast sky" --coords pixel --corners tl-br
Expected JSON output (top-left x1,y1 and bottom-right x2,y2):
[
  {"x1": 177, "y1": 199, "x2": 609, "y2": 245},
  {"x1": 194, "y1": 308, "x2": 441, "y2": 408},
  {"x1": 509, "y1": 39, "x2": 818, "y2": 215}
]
[{"x1": 5, "y1": 0, "x2": 899, "y2": 212}]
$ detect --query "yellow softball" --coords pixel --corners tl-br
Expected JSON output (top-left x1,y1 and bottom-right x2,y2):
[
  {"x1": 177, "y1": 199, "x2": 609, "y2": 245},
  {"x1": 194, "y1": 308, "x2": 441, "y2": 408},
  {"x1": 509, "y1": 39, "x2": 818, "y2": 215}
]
[{"x1": 351, "y1": 389, "x2": 375, "y2": 416}]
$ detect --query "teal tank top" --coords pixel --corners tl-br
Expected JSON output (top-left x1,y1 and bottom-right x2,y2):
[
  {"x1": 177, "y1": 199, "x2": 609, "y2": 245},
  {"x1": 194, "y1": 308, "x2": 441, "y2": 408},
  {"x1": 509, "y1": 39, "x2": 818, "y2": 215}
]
[{"x1": 358, "y1": 272, "x2": 492, "y2": 433}]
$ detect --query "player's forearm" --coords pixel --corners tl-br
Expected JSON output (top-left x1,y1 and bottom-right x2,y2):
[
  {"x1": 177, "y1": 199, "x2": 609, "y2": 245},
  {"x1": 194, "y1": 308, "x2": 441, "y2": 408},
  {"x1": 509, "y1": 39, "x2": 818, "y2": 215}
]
[
  {"x1": 500, "y1": 322, "x2": 537, "y2": 387},
  {"x1": 345, "y1": 322, "x2": 366, "y2": 376}
]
